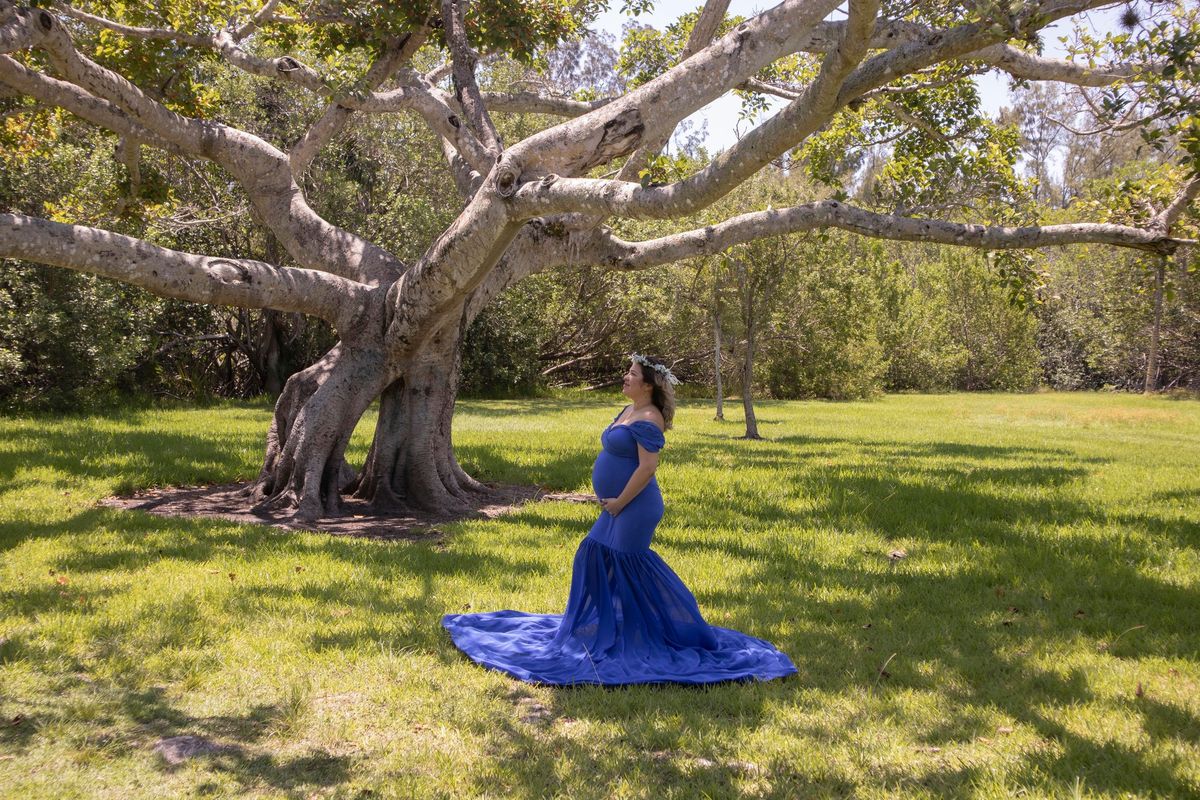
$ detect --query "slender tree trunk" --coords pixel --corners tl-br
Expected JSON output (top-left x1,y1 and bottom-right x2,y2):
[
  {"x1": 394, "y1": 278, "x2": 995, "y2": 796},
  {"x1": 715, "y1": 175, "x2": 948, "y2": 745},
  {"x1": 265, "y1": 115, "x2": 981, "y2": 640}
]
[
  {"x1": 737, "y1": 260, "x2": 760, "y2": 440},
  {"x1": 252, "y1": 310, "x2": 286, "y2": 397},
  {"x1": 741, "y1": 325, "x2": 760, "y2": 439},
  {"x1": 258, "y1": 238, "x2": 287, "y2": 397},
  {"x1": 1144, "y1": 257, "x2": 1165, "y2": 395},
  {"x1": 713, "y1": 306, "x2": 725, "y2": 421}
]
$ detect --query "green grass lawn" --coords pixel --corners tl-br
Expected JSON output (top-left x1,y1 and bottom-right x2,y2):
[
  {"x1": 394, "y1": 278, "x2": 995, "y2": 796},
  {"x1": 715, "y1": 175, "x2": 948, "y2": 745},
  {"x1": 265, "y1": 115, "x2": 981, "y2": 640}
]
[{"x1": 1, "y1": 392, "x2": 1198, "y2": 799}]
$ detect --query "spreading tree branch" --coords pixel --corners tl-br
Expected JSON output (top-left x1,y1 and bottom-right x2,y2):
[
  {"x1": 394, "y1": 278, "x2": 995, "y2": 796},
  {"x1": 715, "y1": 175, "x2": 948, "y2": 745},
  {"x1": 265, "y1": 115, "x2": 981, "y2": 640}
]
[
  {"x1": 0, "y1": 213, "x2": 376, "y2": 333},
  {"x1": 0, "y1": 7, "x2": 405, "y2": 285},
  {"x1": 586, "y1": 200, "x2": 1192, "y2": 271}
]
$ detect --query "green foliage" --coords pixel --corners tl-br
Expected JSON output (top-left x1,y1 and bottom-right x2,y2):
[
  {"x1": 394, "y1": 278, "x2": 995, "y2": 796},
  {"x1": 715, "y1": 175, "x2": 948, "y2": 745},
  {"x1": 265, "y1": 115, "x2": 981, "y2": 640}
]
[
  {"x1": 937, "y1": 249, "x2": 1041, "y2": 391},
  {"x1": 1065, "y1": 1, "x2": 1200, "y2": 173},
  {"x1": 0, "y1": 265, "x2": 160, "y2": 410},
  {"x1": 459, "y1": 282, "x2": 548, "y2": 398},
  {"x1": 758, "y1": 236, "x2": 888, "y2": 401}
]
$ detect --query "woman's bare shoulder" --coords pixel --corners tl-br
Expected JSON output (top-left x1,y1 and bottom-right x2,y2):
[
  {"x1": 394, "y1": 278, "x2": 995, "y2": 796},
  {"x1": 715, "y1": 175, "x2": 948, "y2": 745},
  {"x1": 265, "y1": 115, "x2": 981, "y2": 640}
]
[{"x1": 637, "y1": 406, "x2": 666, "y2": 430}]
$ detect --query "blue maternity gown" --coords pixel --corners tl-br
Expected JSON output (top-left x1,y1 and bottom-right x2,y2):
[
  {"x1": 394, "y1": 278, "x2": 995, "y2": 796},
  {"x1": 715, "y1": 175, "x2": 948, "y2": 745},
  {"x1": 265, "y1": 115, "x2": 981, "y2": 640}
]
[{"x1": 441, "y1": 407, "x2": 798, "y2": 686}]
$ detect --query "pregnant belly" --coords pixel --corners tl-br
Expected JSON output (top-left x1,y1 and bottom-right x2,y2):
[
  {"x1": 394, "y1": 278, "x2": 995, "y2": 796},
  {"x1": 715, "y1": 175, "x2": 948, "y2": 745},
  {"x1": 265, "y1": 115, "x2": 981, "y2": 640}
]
[{"x1": 591, "y1": 451, "x2": 636, "y2": 498}]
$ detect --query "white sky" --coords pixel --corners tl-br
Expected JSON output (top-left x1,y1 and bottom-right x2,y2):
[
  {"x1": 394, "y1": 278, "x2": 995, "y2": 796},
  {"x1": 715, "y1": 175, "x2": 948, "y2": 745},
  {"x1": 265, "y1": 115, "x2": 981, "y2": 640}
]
[{"x1": 590, "y1": 1, "x2": 1124, "y2": 154}]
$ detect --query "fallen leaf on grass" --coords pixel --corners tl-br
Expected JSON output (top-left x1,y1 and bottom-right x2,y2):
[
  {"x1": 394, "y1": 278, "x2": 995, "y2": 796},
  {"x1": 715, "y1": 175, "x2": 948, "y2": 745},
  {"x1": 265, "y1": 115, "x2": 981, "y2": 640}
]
[
  {"x1": 997, "y1": 726, "x2": 1013, "y2": 735},
  {"x1": 1073, "y1": 609, "x2": 1086, "y2": 618},
  {"x1": 1135, "y1": 682, "x2": 1144, "y2": 698},
  {"x1": 55, "y1": 575, "x2": 69, "y2": 585}
]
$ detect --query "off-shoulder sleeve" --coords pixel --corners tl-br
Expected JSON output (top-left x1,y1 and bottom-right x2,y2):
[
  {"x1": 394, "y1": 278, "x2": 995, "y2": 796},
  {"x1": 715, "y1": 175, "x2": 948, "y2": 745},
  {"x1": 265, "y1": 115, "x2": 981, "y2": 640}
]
[{"x1": 626, "y1": 420, "x2": 666, "y2": 453}]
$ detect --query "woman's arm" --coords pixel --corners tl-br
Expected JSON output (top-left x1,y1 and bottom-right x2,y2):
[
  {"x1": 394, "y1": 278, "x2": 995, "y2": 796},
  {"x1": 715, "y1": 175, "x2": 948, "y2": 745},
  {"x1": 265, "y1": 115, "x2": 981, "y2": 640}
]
[{"x1": 602, "y1": 446, "x2": 660, "y2": 516}]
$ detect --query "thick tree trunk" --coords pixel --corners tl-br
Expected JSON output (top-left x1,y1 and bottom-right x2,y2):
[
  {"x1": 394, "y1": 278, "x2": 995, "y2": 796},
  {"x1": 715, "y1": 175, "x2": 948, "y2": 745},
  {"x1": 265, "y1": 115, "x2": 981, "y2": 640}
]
[
  {"x1": 351, "y1": 311, "x2": 488, "y2": 514},
  {"x1": 248, "y1": 341, "x2": 389, "y2": 521},
  {"x1": 1144, "y1": 258, "x2": 1165, "y2": 395}
]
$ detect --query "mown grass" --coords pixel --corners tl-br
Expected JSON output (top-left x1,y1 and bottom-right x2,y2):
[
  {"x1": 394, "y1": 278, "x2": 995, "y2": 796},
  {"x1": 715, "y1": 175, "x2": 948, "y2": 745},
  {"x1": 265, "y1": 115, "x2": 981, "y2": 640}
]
[{"x1": 0, "y1": 392, "x2": 1198, "y2": 799}]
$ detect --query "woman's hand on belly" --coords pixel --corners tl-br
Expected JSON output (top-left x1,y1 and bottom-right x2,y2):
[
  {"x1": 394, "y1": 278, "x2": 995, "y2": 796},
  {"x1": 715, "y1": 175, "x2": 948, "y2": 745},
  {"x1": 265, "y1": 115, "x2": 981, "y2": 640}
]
[{"x1": 599, "y1": 497, "x2": 626, "y2": 517}]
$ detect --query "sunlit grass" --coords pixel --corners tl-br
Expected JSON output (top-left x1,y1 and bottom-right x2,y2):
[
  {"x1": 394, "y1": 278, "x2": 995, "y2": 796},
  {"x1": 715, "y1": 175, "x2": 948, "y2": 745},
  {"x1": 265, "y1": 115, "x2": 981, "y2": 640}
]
[{"x1": 1, "y1": 392, "x2": 1198, "y2": 798}]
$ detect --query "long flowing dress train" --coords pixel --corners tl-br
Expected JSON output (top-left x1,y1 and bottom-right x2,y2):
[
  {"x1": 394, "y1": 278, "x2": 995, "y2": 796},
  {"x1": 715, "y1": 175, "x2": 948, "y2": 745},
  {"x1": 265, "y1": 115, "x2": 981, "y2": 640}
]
[{"x1": 441, "y1": 408, "x2": 797, "y2": 686}]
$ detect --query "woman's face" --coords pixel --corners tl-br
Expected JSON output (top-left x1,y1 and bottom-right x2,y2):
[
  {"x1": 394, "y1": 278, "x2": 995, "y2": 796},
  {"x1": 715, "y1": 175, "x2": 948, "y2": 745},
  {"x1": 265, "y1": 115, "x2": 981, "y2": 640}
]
[{"x1": 622, "y1": 361, "x2": 649, "y2": 400}]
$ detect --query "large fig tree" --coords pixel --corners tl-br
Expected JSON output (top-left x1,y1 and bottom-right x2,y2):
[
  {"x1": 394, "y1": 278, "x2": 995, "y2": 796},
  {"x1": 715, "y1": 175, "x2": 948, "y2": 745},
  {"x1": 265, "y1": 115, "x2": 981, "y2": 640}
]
[{"x1": 1, "y1": 0, "x2": 1196, "y2": 521}]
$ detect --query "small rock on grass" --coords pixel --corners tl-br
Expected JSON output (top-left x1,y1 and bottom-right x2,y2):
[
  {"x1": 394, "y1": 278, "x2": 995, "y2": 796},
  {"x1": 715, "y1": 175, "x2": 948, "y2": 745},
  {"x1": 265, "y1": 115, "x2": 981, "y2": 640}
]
[
  {"x1": 153, "y1": 735, "x2": 226, "y2": 765},
  {"x1": 516, "y1": 697, "x2": 554, "y2": 726}
]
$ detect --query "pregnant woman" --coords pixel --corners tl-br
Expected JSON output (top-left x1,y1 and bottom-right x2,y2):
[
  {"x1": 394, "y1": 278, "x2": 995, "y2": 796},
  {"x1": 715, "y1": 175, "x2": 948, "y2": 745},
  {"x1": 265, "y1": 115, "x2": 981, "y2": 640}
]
[{"x1": 442, "y1": 353, "x2": 797, "y2": 686}]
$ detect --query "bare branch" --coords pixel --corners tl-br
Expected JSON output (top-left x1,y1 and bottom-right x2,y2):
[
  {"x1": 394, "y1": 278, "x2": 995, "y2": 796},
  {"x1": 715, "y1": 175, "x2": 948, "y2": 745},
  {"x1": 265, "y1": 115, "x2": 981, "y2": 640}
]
[
  {"x1": 0, "y1": 54, "x2": 186, "y2": 154},
  {"x1": 51, "y1": 2, "x2": 210, "y2": 46},
  {"x1": 508, "y1": 0, "x2": 844, "y2": 179},
  {"x1": 351, "y1": 76, "x2": 494, "y2": 172},
  {"x1": 1, "y1": 4, "x2": 39, "y2": 53},
  {"x1": 0, "y1": 212, "x2": 375, "y2": 332},
  {"x1": 512, "y1": 0, "x2": 879, "y2": 219},
  {"x1": 480, "y1": 90, "x2": 613, "y2": 117},
  {"x1": 969, "y1": 41, "x2": 1138, "y2": 86},
  {"x1": 1153, "y1": 177, "x2": 1200, "y2": 235},
  {"x1": 586, "y1": 200, "x2": 1190, "y2": 272},
  {"x1": 234, "y1": 0, "x2": 284, "y2": 42},
  {"x1": 741, "y1": 77, "x2": 801, "y2": 101},
  {"x1": 1046, "y1": 105, "x2": 1171, "y2": 136},
  {"x1": 616, "y1": 0, "x2": 732, "y2": 182},
  {"x1": 441, "y1": 0, "x2": 501, "y2": 156},
  {"x1": 290, "y1": 29, "x2": 429, "y2": 175},
  {"x1": 803, "y1": 17, "x2": 1144, "y2": 87}
]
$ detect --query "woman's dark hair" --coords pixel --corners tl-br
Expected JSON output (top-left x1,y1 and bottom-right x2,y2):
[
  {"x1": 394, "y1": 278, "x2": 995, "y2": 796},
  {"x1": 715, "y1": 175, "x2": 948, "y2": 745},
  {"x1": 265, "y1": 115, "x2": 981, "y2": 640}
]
[{"x1": 633, "y1": 355, "x2": 676, "y2": 431}]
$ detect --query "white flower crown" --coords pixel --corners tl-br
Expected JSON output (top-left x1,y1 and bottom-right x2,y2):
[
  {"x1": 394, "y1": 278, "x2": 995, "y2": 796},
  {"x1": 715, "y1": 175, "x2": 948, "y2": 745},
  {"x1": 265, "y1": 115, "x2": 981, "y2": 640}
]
[{"x1": 630, "y1": 352, "x2": 682, "y2": 386}]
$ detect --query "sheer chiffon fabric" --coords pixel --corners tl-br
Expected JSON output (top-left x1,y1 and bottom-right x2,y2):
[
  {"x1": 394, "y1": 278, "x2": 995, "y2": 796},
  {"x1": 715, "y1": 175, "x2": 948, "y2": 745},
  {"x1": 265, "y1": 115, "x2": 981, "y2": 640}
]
[{"x1": 441, "y1": 408, "x2": 797, "y2": 686}]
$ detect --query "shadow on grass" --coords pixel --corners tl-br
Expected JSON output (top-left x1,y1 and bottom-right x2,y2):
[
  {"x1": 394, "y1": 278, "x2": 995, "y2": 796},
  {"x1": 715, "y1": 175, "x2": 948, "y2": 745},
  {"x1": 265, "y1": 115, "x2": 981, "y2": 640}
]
[
  {"x1": 120, "y1": 686, "x2": 350, "y2": 792},
  {"x1": 3, "y1": 402, "x2": 1198, "y2": 797},
  {"x1": 452, "y1": 424, "x2": 1199, "y2": 795}
]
